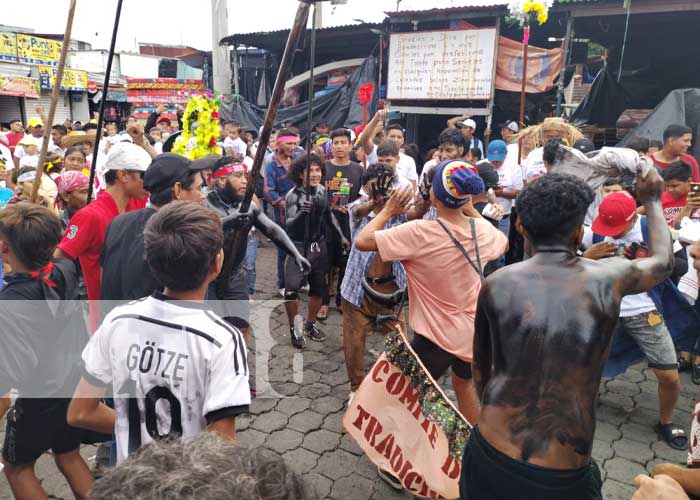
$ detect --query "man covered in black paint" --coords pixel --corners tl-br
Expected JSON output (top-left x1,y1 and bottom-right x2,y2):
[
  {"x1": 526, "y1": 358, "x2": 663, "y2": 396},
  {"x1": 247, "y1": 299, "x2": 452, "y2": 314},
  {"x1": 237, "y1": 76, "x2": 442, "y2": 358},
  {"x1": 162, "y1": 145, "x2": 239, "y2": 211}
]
[{"x1": 462, "y1": 170, "x2": 674, "y2": 500}]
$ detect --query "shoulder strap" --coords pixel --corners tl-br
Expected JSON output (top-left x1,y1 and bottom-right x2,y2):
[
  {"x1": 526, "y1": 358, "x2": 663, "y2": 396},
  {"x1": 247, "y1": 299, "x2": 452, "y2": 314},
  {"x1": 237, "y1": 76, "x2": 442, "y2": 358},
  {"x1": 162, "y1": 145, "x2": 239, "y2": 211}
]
[
  {"x1": 436, "y1": 218, "x2": 484, "y2": 283},
  {"x1": 640, "y1": 215, "x2": 649, "y2": 244}
]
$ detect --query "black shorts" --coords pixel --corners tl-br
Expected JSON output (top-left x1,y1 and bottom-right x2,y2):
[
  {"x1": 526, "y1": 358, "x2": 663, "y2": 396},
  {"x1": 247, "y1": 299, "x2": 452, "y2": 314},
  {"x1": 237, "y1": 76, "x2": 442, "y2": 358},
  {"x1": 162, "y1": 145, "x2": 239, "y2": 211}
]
[
  {"x1": 206, "y1": 268, "x2": 250, "y2": 329},
  {"x1": 411, "y1": 334, "x2": 472, "y2": 380},
  {"x1": 460, "y1": 427, "x2": 603, "y2": 500},
  {"x1": 3, "y1": 398, "x2": 83, "y2": 465},
  {"x1": 285, "y1": 240, "x2": 327, "y2": 297}
]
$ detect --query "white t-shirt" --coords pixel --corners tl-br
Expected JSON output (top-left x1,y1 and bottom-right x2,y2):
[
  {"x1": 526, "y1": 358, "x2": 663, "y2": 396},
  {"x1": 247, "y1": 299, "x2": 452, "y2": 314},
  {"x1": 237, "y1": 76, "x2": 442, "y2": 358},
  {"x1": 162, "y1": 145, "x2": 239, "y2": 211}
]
[
  {"x1": 18, "y1": 154, "x2": 38, "y2": 169},
  {"x1": 582, "y1": 220, "x2": 656, "y2": 317},
  {"x1": 224, "y1": 137, "x2": 247, "y2": 158},
  {"x1": 522, "y1": 147, "x2": 546, "y2": 183},
  {"x1": 367, "y1": 145, "x2": 418, "y2": 185},
  {"x1": 82, "y1": 294, "x2": 251, "y2": 464},
  {"x1": 479, "y1": 158, "x2": 523, "y2": 214},
  {"x1": 0, "y1": 143, "x2": 12, "y2": 167}
]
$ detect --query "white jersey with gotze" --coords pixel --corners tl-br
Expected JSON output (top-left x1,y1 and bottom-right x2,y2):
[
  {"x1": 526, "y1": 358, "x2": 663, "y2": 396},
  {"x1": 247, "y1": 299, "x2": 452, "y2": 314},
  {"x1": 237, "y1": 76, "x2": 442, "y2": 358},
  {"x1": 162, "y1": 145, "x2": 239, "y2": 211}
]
[{"x1": 82, "y1": 293, "x2": 250, "y2": 463}]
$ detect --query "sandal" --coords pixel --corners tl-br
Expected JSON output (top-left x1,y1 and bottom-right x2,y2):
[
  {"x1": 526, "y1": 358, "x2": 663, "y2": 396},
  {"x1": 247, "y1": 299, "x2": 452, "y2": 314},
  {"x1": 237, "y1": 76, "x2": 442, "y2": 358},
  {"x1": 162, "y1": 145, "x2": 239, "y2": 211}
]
[
  {"x1": 679, "y1": 356, "x2": 693, "y2": 372},
  {"x1": 316, "y1": 306, "x2": 329, "y2": 322},
  {"x1": 655, "y1": 422, "x2": 688, "y2": 451}
]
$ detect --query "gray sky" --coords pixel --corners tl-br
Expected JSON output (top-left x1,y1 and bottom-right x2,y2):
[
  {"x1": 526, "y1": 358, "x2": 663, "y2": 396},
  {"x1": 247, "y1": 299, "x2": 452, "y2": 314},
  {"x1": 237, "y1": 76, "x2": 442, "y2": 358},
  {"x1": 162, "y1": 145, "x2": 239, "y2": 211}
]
[{"x1": 3, "y1": 0, "x2": 466, "y2": 52}]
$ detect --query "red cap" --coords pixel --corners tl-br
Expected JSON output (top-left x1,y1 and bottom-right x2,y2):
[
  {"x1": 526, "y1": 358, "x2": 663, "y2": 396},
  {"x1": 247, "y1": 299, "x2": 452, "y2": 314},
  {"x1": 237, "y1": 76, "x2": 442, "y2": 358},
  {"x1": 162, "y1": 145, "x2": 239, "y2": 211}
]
[
  {"x1": 156, "y1": 116, "x2": 172, "y2": 125},
  {"x1": 591, "y1": 191, "x2": 637, "y2": 237}
]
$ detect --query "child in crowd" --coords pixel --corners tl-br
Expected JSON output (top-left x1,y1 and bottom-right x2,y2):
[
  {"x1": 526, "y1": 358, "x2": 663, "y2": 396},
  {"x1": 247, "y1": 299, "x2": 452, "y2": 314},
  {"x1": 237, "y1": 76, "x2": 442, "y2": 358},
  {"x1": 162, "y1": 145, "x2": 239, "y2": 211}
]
[
  {"x1": 224, "y1": 120, "x2": 247, "y2": 162},
  {"x1": 17, "y1": 136, "x2": 40, "y2": 169},
  {"x1": 0, "y1": 204, "x2": 93, "y2": 500},
  {"x1": 62, "y1": 146, "x2": 89, "y2": 175},
  {"x1": 660, "y1": 161, "x2": 700, "y2": 228},
  {"x1": 68, "y1": 202, "x2": 251, "y2": 463}
]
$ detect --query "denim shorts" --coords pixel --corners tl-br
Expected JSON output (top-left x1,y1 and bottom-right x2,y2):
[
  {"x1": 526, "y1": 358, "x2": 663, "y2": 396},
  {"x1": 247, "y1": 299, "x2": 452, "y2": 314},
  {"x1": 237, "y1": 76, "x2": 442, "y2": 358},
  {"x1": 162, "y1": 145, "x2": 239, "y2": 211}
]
[{"x1": 619, "y1": 311, "x2": 678, "y2": 370}]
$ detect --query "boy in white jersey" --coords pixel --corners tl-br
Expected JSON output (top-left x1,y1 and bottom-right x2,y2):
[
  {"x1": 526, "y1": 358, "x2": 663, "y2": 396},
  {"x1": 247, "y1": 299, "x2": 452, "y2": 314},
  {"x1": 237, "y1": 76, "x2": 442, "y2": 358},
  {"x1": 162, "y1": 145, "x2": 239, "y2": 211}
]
[{"x1": 68, "y1": 201, "x2": 250, "y2": 463}]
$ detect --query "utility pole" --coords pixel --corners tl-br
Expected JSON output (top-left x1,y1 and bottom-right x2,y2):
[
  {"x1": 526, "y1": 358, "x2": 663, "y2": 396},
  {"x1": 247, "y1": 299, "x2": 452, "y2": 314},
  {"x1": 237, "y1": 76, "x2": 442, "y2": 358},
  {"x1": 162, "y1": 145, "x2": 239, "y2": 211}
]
[{"x1": 211, "y1": 0, "x2": 233, "y2": 94}]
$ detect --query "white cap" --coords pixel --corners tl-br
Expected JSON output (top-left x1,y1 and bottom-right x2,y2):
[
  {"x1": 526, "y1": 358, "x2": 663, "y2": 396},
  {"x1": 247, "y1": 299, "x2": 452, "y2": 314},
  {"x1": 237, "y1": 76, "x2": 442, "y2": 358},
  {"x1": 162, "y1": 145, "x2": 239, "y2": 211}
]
[
  {"x1": 103, "y1": 142, "x2": 151, "y2": 172},
  {"x1": 18, "y1": 135, "x2": 41, "y2": 147},
  {"x1": 458, "y1": 119, "x2": 477, "y2": 131}
]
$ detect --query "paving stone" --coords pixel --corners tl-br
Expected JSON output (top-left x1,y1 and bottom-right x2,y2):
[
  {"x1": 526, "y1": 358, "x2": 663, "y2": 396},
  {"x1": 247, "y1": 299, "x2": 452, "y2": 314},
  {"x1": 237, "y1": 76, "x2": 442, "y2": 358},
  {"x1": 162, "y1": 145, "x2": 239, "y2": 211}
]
[
  {"x1": 595, "y1": 421, "x2": 622, "y2": 442},
  {"x1": 633, "y1": 392, "x2": 660, "y2": 412},
  {"x1": 312, "y1": 359, "x2": 342, "y2": 373},
  {"x1": 265, "y1": 428, "x2": 304, "y2": 454},
  {"x1": 651, "y1": 440, "x2": 689, "y2": 464},
  {"x1": 322, "y1": 411, "x2": 346, "y2": 434},
  {"x1": 251, "y1": 397, "x2": 278, "y2": 414},
  {"x1": 250, "y1": 410, "x2": 289, "y2": 433},
  {"x1": 274, "y1": 382, "x2": 301, "y2": 396},
  {"x1": 371, "y1": 478, "x2": 412, "y2": 500},
  {"x1": 645, "y1": 458, "x2": 668, "y2": 474},
  {"x1": 597, "y1": 403, "x2": 629, "y2": 425},
  {"x1": 604, "y1": 457, "x2": 646, "y2": 484},
  {"x1": 302, "y1": 429, "x2": 342, "y2": 454},
  {"x1": 274, "y1": 396, "x2": 312, "y2": 416},
  {"x1": 638, "y1": 380, "x2": 659, "y2": 395},
  {"x1": 619, "y1": 422, "x2": 656, "y2": 445},
  {"x1": 311, "y1": 395, "x2": 346, "y2": 415},
  {"x1": 606, "y1": 379, "x2": 641, "y2": 398},
  {"x1": 627, "y1": 407, "x2": 661, "y2": 427},
  {"x1": 612, "y1": 439, "x2": 654, "y2": 464},
  {"x1": 300, "y1": 351, "x2": 326, "y2": 365},
  {"x1": 354, "y1": 453, "x2": 378, "y2": 480},
  {"x1": 592, "y1": 439, "x2": 614, "y2": 463},
  {"x1": 236, "y1": 415, "x2": 251, "y2": 432},
  {"x1": 283, "y1": 447, "x2": 321, "y2": 475},
  {"x1": 616, "y1": 370, "x2": 645, "y2": 384},
  {"x1": 298, "y1": 382, "x2": 332, "y2": 399},
  {"x1": 323, "y1": 369, "x2": 350, "y2": 387},
  {"x1": 304, "y1": 472, "x2": 333, "y2": 499},
  {"x1": 299, "y1": 369, "x2": 322, "y2": 385},
  {"x1": 315, "y1": 448, "x2": 359, "y2": 480},
  {"x1": 237, "y1": 428, "x2": 267, "y2": 447},
  {"x1": 288, "y1": 410, "x2": 325, "y2": 433},
  {"x1": 330, "y1": 475, "x2": 374, "y2": 500},
  {"x1": 600, "y1": 392, "x2": 635, "y2": 411},
  {"x1": 602, "y1": 478, "x2": 637, "y2": 500}
]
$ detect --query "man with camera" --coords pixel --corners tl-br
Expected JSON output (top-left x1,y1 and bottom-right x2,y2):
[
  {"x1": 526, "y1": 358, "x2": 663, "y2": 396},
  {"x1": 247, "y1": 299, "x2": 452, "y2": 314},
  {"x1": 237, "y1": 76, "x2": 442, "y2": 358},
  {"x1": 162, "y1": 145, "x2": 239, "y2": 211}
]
[{"x1": 581, "y1": 191, "x2": 686, "y2": 451}]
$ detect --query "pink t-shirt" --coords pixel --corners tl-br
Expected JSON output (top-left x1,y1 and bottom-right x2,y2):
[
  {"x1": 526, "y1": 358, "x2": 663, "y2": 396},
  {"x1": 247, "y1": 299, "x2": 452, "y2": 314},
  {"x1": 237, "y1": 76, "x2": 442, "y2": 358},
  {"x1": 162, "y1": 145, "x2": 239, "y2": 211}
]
[{"x1": 375, "y1": 217, "x2": 508, "y2": 362}]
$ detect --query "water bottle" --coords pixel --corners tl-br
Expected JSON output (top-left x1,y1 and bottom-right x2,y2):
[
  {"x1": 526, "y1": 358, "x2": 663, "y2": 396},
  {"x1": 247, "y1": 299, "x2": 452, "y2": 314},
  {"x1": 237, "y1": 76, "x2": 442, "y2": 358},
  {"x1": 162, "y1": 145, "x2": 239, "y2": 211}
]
[{"x1": 339, "y1": 180, "x2": 350, "y2": 207}]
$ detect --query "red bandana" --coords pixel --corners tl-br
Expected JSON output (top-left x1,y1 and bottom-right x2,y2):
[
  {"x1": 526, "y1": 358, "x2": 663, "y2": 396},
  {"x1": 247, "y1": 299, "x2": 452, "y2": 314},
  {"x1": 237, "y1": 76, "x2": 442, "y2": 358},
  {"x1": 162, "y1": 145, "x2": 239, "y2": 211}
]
[
  {"x1": 29, "y1": 262, "x2": 56, "y2": 288},
  {"x1": 212, "y1": 163, "x2": 247, "y2": 179}
]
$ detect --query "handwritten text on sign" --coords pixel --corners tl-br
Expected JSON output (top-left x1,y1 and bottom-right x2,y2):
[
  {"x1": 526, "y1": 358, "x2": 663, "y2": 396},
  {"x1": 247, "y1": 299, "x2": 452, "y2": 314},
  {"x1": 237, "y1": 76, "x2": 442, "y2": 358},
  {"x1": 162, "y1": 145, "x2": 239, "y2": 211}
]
[{"x1": 387, "y1": 29, "x2": 497, "y2": 101}]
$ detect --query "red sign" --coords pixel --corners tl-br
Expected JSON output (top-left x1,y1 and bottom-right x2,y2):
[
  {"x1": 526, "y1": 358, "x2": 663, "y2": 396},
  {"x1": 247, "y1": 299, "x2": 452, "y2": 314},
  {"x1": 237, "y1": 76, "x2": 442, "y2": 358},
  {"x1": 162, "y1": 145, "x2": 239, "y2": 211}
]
[{"x1": 88, "y1": 80, "x2": 97, "y2": 93}]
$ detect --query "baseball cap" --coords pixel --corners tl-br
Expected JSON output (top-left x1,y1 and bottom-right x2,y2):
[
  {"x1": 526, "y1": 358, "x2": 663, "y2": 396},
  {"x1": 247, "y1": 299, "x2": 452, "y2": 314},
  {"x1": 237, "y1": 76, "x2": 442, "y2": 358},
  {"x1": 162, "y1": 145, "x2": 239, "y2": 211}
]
[
  {"x1": 432, "y1": 160, "x2": 485, "y2": 208},
  {"x1": 457, "y1": 118, "x2": 477, "y2": 131},
  {"x1": 476, "y1": 162, "x2": 500, "y2": 189},
  {"x1": 591, "y1": 191, "x2": 637, "y2": 237},
  {"x1": 500, "y1": 120, "x2": 519, "y2": 133},
  {"x1": 487, "y1": 140, "x2": 508, "y2": 162},
  {"x1": 103, "y1": 142, "x2": 152, "y2": 172},
  {"x1": 27, "y1": 118, "x2": 43, "y2": 128},
  {"x1": 143, "y1": 153, "x2": 210, "y2": 192},
  {"x1": 156, "y1": 115, "x2": 172, "y2": 126}
]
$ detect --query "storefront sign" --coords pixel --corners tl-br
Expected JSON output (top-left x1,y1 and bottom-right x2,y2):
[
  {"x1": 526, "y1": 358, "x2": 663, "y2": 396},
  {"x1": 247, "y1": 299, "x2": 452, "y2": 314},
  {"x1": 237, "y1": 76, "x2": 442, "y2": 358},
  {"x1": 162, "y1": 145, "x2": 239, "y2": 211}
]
[
  {"x1": 17, "y1": 34, "x2": 61, "y2": 66},
  {"x1": 0, "y1": 33, "x2": 17, "y2": 62},
  {"x1": 0, "y1": 76, "x2": 40, "y2": 98},
  {"x1": 38, "y1": 66, "x2": 88, "y2": 91},
  {"x1": 126, "y1": 78, "x2": 204, "y2": 90},
  {"x1": 106, "y1": 90, "x2": 127, "y2": 102}
]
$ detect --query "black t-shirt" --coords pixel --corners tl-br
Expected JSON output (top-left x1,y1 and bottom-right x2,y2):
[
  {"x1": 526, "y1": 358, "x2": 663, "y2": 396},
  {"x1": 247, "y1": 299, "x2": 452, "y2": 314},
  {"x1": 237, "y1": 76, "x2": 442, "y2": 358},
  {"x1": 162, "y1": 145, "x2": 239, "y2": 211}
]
[
  {"x1": 100, "y1": 207, "x2": 160, "y2": 306},
  {"x1": 0, "y1": 259, "x2": 87, "y2": 396},
  {"x1": 324, "y1": 160, "x2": 363, "y2": 240}
]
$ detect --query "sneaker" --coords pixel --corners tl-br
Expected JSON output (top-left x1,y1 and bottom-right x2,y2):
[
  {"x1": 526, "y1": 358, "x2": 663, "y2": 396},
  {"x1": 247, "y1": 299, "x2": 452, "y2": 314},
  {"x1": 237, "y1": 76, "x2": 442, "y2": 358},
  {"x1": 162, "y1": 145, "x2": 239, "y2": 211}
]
[
  {"x1": 278, "y1": 288, "x2": 285, "y2": 297},
  {"x1": 301, "y1": 283, "x2": 310, "y2": 293},
  {"x1": 291, "y1": 316, "x2": 306, "y2": 349},
  {"x1": 304, "y1": 322, "x2": 326, "y2": 342},
  {"x1": 377, "y1": 466, "x2": 403, "y2": 490}
]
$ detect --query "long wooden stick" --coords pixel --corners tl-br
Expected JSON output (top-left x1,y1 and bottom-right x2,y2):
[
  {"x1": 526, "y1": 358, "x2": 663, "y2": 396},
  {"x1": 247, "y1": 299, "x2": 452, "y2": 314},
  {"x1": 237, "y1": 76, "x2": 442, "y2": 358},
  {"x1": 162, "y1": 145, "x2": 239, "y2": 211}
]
[
  {"x1": 219, "y1": 1, "x2": 311, "y2": 283},
  {"x1": 87, "y1": 0, "x2": 124, "y2": 204},
  {"x1": 31, "y1": 0, "x2": 77, "y2": 204},
  {"x1": 303, "y1": 2, "x2": 318, "y2": 258}
]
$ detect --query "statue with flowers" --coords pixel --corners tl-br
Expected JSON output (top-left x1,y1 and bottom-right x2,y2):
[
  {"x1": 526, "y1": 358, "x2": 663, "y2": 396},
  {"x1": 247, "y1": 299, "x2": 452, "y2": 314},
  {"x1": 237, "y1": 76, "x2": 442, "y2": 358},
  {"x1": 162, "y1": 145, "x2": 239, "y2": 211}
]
[{"x1": 172, "y1": 92, "x2": 224, "y2": 159}]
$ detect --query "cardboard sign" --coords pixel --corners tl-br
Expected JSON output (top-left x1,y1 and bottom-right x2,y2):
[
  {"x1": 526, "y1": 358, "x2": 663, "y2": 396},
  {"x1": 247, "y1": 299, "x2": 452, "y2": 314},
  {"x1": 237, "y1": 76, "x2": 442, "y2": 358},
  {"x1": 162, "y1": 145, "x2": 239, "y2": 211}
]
[{"x1": 343, "y1": 330, "x2": 471, "y2": 499}]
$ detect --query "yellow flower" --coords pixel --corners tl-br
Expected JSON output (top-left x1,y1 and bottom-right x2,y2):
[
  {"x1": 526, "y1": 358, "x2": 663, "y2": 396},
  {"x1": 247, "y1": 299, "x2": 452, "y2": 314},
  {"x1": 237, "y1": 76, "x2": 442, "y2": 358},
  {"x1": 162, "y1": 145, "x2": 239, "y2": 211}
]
[{"x1": 537, "y1": 11, "x2": 548, "y2": 24}]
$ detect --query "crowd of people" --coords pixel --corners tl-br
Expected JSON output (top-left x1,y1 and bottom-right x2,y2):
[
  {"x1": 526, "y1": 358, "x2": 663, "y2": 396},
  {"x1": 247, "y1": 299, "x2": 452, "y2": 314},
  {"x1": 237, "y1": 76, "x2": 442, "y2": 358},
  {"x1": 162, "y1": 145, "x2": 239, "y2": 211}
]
[{"x1": 1, "y1": 100, "x2": 700, "y2": 500}]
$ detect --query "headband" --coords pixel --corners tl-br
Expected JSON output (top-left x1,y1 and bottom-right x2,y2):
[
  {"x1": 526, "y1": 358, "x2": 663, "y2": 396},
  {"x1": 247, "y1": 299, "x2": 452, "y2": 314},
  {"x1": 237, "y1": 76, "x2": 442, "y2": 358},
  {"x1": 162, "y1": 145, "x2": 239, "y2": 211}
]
[
  {"x1": 17, "y1": 170, "x2": 37, "y2": 183},
  {"x1": 276, "y1": 135, "x2": 299, "y2": 144},
  {"x1": 212, "y1": 163, "x2": 247, "y2": 179}
]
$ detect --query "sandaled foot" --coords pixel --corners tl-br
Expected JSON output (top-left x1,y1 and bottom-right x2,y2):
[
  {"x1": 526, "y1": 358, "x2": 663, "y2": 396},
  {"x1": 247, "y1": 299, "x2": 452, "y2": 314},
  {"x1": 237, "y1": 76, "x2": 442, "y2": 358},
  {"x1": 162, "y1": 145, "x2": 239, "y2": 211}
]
[
  {"x1": 678, "y1": 356, "x2": 692, "y2": 372},
  {"x1": 316, "y1": 306, "x2": 329, "y2": 322},
  {"x1": 692, "y1": 363, "x2": 700, "y2": 385},
  {"x1": 655, "y1": 422, "x2": 688, "y2": 450}
]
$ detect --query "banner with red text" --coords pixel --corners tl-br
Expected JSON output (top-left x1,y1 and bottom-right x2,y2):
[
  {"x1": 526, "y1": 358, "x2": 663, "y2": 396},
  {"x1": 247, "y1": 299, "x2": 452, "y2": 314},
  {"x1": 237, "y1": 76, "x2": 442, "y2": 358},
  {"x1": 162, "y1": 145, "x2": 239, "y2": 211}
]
[{"x1": 342, "y1": 330, "x2": 471, "y2": 499}]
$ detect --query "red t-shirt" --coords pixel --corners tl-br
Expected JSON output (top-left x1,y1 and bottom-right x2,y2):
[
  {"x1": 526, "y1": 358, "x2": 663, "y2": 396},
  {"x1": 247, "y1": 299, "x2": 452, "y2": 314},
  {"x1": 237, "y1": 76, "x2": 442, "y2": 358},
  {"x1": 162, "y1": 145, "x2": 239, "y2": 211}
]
[
  {"x1": 661, "y1": 191, "x2": 700, "y2": 225},
  {"x1": 6, "y1": 132, "x2": 23, "y2": 154},
  {"x1": 651, "y1": 152, "x2": 700, "y2": 182},
  {"x1": 58, "y1": 191, "x2": 121, "y2": 330}
]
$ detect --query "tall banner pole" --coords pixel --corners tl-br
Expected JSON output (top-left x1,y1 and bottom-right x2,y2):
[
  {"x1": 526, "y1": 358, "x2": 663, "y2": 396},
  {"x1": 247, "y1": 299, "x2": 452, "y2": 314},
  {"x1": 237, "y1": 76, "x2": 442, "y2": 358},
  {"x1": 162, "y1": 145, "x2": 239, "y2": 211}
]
[
  {"x1": 517, "y1": 26, "x2": 530, "y2": 165},
  {"x1": 31, "y1": 0, "x2": 77, "y2": 203},
  {"x1": 86, "y1": 0, "x2": 124, "y2": 204}
]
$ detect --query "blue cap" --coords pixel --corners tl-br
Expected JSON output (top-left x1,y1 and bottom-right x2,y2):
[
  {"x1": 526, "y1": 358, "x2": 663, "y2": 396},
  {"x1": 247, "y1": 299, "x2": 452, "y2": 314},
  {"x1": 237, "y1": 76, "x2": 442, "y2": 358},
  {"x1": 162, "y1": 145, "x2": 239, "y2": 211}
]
[
  {"x1": 432, "y1": 160, "x2": 485, "y2": 208},
  {"x1": 487, "y1": 140, "x2": 508, "y2": 162}
]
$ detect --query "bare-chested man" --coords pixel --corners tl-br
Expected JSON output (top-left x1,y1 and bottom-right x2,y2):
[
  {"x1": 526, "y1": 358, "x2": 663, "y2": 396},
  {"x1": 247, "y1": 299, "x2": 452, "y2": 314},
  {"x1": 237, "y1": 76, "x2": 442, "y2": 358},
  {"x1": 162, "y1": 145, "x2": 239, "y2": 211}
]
[{"x1": 462, "y1": 171, "x2": 673, "y2": 500}]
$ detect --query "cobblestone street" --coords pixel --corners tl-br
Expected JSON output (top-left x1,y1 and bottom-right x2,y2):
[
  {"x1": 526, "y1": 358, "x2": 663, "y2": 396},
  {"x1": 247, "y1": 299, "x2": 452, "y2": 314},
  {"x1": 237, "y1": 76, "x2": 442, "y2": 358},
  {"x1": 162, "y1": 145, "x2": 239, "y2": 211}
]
[{"x1": 0, "y1": 243, "x2": 698, "y2": 500}]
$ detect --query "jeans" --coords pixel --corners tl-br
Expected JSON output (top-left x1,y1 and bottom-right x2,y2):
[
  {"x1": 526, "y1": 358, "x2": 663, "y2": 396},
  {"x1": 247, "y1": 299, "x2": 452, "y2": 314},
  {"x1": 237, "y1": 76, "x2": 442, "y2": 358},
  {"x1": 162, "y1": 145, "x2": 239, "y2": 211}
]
[
  {"x1": 243, "y1": 233, "x2": 258, "y2": 294},
  {"x1": 496, "y1": 216, "x2": 511, "y2": 267}
]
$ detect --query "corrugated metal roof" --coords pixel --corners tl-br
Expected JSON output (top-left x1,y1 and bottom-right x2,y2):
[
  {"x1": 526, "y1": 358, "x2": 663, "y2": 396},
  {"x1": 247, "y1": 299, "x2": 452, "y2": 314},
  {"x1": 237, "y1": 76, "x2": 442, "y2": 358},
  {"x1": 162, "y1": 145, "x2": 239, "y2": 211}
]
[
  {"x1": 222, "y1": 22, "x2": 383, "y2": 42},
  {"x1": 385, "y1": 0, "x2": 606, "y2": 16}
]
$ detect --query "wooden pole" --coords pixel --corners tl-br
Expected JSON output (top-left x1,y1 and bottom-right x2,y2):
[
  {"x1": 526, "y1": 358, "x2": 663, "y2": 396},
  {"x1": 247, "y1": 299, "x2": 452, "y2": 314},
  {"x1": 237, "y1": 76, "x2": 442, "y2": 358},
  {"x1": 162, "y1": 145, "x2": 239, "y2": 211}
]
[
  {"x1": 304, "y1": 2, "x2": 318, "y2": 258},
  {"x1": 485, "y1": 17, "x2": 501, "y2": 152},
  {"x1": 218, "y1": 1, "x2": 311, "y2": 283},
  {"x1": 555, "y1": 15, "x2": 574, "y2": 116},
  {"x1": 31, "y1": 0, "x2": 77, "y2": 204},
  {"x1": 86, "y1": 0, "x2": 124, "y2": 205},
  {"x1": 517, "y1": 26, "x2": 530, "y2": 166}
]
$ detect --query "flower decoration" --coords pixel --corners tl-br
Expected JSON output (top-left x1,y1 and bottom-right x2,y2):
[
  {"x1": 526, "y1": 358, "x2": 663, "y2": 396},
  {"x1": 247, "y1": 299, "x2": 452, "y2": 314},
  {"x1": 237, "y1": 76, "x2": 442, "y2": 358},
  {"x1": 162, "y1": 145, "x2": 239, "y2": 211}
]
[
  {"x1": 172, "y1": 93, "x2": 221, "y2": 159},
  {"x1": 357, "y1": 82, "x2": 375, "y2": 105},
  {"x1": 507, "y1": 0, "x2": 552, "y2": 28}
]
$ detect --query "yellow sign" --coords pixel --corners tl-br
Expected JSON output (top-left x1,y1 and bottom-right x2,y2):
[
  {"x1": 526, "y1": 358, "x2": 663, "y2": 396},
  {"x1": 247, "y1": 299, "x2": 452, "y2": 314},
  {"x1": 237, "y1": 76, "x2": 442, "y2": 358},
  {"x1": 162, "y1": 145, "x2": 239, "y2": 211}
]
[
  {"x1": 17, "y1": 34, "x2": 61, "y2": 66},
  {"x1": 38, "y1": 66, "x2": 88, "y2": 91},
  {"x1": 0, "y1": 33, "x2": 17, "y2": 62}
]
